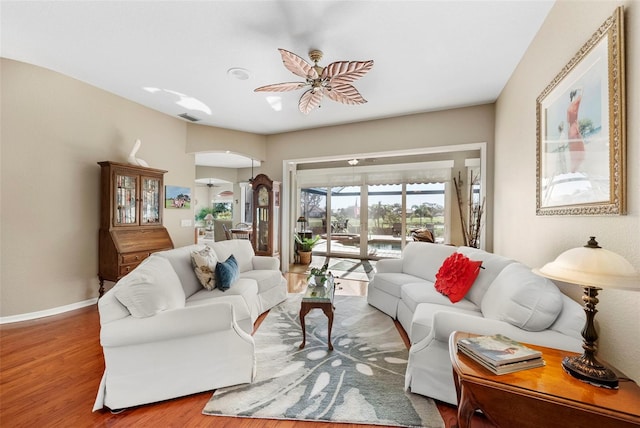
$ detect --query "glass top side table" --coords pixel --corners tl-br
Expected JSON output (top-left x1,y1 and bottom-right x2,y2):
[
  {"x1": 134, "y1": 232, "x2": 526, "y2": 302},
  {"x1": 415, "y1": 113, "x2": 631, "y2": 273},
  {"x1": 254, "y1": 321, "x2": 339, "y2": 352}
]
[{"x1": 299, "y1": 274, "x2": 335, "y2": 350}]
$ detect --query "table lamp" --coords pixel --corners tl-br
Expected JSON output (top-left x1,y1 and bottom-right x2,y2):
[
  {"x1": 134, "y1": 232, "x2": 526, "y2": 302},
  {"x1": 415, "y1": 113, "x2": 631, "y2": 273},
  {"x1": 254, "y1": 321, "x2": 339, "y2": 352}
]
[
  {"x1": 533, "y1": 236, "x2": 639, "y2": 389},
  {"x1": 204, "y1": 213, "x2": 214, "y2": 231}
]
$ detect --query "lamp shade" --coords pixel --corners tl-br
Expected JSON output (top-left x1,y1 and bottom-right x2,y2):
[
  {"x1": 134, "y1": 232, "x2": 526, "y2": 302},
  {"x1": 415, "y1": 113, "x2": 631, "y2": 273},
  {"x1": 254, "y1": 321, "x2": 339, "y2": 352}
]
[
  {"x1": 534, "y1": 237, "x2": 639, "y2": 290},
  {"x1": 297, "y1": 216, "x2": 306, "y2": 223},
  {"x1": 204, "y1": 213, "x2": 214, "y2": 221}
]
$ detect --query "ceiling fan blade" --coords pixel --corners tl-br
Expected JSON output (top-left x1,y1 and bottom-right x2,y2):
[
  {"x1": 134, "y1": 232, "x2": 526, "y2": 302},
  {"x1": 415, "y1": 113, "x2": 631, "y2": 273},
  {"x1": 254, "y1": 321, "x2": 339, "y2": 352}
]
[
  {"x1": 298, "y1": 88, "x2": 324, "y2": 114},
  {"x1": 279, "y1": 48, "x2": 318, "y2": 80},
  {"x1": 254, "y1": 82, "x2": 308, "y2": 92},
  {"x1": 326, "y1": 84, "x2": 367, "y2": 105},
  {"x1": 323, "y1": 60, "x2": 374, "y2": 85}
]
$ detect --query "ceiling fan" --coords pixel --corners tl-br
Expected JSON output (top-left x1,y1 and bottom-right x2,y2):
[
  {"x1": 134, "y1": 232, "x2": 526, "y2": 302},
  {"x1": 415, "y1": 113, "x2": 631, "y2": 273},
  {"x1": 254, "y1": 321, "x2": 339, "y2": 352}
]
[{"x1": 255, "y1": 49, "x2": 374, "y2": 114}]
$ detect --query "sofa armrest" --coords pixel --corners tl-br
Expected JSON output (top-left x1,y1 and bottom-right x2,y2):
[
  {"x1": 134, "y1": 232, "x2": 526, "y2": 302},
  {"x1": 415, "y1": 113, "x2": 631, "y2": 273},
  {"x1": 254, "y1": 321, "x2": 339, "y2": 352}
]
[
  {"x1": 101, "y1": 302, "x2": 251, "y2": 348},
  {"x1": 375, "y1": 258, "x2": 404, "y2": 273},
  {"x1": 251, "y1": 255, "x2": 280, "y2": 271}
]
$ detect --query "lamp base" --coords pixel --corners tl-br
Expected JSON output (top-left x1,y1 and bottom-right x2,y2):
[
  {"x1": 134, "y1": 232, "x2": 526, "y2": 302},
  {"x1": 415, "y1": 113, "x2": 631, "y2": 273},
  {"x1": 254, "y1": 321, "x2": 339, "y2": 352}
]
[{"x1": 562, "y1": 355, "x2": 618, "y2": 389}]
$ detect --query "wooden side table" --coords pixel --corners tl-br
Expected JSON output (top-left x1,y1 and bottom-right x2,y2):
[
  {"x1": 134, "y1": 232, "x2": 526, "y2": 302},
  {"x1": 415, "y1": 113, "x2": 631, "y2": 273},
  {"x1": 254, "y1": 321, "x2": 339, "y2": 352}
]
[
  {"x1": 299, "y1": 275, "x2": 335, "y2": 351},
  {"x1": 450, "y1": 331, "x2": 640, "y2": 428}
]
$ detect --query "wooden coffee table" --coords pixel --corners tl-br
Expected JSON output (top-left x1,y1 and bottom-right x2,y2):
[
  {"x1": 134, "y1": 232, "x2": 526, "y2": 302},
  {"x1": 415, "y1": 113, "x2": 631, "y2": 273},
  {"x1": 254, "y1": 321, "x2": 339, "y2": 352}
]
[
  {"x1": 299, "y1": 275, "x2": 335, "y2": 350},
  {"x1": 449, "y1": 331, "x2": 640, "y2": 428}
]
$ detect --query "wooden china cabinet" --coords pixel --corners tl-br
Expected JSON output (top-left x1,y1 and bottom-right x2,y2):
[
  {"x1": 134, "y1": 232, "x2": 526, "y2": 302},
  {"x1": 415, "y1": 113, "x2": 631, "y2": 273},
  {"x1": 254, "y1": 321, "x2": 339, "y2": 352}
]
[
  {"x1": 97, "y1": 161, "x2": 174, "y2": 296},
  {"x1": 251, "y1": 173, "x2": 280, "y2": 257}
]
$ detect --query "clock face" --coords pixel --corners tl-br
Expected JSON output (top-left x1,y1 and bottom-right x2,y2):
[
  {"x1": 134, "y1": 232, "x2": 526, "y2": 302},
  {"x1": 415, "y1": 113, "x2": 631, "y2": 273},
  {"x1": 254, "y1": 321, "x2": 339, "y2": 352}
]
[{"x1": 258, "y1": 187, "x2": 269, "y2": 206}]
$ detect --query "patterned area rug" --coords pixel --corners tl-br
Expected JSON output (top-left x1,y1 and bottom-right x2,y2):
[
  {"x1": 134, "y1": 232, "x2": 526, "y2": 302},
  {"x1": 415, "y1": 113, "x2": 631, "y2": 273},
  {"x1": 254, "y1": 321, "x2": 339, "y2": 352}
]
[
  {"x1": 203, "y1": 295, "x2": 444, "y2": 428},
  {"x1": 310, "y1": 257, "x2": 376, "y2": 281}
]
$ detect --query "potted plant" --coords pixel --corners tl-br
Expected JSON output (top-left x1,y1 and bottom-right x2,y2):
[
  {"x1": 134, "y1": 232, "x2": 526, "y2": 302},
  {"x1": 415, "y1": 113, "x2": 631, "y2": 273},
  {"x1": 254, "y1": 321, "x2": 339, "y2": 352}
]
[
  {"x1": 308, "y1": 264, "x2": 329, "y2": 286},
  {"x1": 294, "y1": 234, "x2": 321, "y2": 265}
]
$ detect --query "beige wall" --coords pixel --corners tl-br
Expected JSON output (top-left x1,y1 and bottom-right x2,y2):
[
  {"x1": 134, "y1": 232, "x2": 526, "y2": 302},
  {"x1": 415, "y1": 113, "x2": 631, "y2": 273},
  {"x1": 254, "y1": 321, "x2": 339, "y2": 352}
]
[
  {"x1": 495, "y1": 0, "x2": 640, "y2": 382},
  {"x1": 0, "y1": 58, "x2": 196, "y2": 317},
  {"x1": 186, "y1": 123, "x2": 266, "y2": 161},
  {"x1": 264, "y1": 105, "x2": 495, "y2": 180}
]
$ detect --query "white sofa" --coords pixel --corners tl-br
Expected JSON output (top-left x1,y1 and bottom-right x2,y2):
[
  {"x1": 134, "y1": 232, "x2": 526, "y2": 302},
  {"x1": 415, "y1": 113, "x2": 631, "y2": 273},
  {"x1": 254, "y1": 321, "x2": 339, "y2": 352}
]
[
  {"x1": 367, "y1": 242, "x2": 585, "y2": 405},
  {"x1": 93, "y1": 239, "x2": 287, "y2": 411}
]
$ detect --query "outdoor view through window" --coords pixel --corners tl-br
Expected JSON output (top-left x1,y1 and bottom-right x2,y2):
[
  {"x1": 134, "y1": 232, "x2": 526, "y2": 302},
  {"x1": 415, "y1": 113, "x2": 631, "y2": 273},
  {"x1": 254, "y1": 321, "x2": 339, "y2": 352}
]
[{"x1": 300, "y1": 182, "x2": 445, "y2": 259}]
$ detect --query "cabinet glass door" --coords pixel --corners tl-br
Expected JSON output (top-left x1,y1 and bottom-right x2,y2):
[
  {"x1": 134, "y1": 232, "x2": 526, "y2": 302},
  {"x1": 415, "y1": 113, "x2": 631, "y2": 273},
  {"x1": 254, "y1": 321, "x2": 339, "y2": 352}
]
[
  {"x1": 115, "y1": 174, "x2": 137, "y2": 225},
  {"x1": 141, "y1": 177, "x2": 161, "y2": 224}
]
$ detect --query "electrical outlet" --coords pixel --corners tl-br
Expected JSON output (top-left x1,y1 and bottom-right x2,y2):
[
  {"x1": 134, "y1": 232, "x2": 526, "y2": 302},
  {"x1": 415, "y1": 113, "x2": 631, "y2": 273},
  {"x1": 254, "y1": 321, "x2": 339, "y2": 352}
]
[{"x1": 181, "y1": 219, "x2": 192, "y2": 227}]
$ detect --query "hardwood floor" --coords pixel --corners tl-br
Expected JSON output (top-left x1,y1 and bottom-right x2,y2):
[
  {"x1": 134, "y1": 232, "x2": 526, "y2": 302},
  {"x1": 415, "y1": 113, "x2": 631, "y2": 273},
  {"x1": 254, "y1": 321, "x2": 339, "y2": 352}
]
[{"x1": 0, "y1": 270, "x2": 490, "y2": 428}]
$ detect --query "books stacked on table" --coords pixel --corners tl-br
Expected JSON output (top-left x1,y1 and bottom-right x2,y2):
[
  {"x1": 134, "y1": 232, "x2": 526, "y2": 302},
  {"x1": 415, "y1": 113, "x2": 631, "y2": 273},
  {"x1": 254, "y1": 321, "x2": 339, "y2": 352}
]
[{"x1": 457, "y1": 334, "x2": 545, "y2": 375}]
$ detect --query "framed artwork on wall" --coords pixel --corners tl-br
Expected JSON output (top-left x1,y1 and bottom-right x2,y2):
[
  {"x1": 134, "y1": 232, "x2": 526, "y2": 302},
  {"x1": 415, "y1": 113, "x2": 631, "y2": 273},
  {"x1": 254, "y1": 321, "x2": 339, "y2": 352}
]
[
  {"x1": 165, "y1": 185, "x2": 191, "y2": 209},
  {"x1": 536, "y1": 7, "x2": 626, "y2": 216}
]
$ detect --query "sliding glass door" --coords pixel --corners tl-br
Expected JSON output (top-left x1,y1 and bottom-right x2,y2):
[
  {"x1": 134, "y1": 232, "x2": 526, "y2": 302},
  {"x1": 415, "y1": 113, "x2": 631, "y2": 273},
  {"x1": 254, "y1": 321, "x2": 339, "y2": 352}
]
[
  {"x1": 328, "y1": 186, "x2": 362, "y2": 257},
  {"x1": 406, "y1": 183, "x2": 446, "y2": 243},
  {"x1": 300, "y1": 182, "x2": 446, "y2": 260},
  {"x1": 367, "y1": 184, "x2": 404, "y2": 258}
]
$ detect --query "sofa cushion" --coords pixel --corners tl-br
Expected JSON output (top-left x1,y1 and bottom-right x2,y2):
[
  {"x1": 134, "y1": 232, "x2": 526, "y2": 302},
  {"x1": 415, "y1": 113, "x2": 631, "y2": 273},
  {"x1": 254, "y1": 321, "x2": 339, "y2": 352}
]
[
  {"x1": 216, "y1": 254, "x2": 239, "y2": 291},
  {"x1": 185, "y1": 292, "x2": 252, "y2": 322},
  {"x1": 190, "y1": 246, "x2": 218, "y2": 290},
  {"x1": 402, "y1": 242, "x2": 458, "y2": 282},
  {"x1": 456, "y1": 247, "x2": 515, "y2": 306},
  {"x1": 114, "y1": 278, "x2": 168, "y2": 318},
  {"x1": 113, "y1": 256, "x2": 185, "y2": 318},
  {"x1": 401, "y1": 282, "x2": 480, "y2": 314},
  {"x1": 187, "y1": 278, "x2": 258, "y2": 304},
  {"x1": 372, "y1": 272, "x2": 430, "y2": 298},
  {"x1": 155, "y1": 244, "x2": 204, "y2": 298},
  {"x1": 208, "y1": 239, "x2": 255, "y2": 273},
  {"x1": 481, "y1": 263, "x2": 563, "y2": 331},
  {"x1": 187, "y1": 278, "x2": 260, "y2": 324},
  {"x1": 434, "y1": 252, "x2": 482, "y2": 303},
  {"x1": 240, "y1": 270, "x2": 284, "y2": 294}
]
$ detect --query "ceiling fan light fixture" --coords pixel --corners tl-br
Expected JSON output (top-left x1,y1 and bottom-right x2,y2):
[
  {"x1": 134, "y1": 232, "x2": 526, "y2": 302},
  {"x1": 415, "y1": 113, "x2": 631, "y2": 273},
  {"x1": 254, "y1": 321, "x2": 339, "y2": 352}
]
[{"x1": 255, "y1": 48, "x2": 373, "y2": 114}]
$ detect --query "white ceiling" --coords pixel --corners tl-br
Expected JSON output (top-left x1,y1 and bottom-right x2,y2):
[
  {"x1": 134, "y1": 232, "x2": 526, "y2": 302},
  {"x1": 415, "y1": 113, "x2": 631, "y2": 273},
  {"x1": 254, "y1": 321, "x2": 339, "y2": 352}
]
[{"x1": 1, "y1": 0, "x2": 554, "y2": 168}]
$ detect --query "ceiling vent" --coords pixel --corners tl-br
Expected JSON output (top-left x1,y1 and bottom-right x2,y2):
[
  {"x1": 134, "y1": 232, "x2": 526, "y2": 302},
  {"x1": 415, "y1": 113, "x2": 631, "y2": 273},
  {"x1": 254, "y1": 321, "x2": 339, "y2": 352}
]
[{"x1": 178, "y1": 113, "x2": 200, "y2": 122}]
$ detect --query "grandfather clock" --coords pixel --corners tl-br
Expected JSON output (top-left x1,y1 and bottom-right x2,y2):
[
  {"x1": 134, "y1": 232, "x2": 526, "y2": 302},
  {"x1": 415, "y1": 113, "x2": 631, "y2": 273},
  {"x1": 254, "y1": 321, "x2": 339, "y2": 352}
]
[{"x1": 251, "y1": 173, "x2": 280, "y2": 257}]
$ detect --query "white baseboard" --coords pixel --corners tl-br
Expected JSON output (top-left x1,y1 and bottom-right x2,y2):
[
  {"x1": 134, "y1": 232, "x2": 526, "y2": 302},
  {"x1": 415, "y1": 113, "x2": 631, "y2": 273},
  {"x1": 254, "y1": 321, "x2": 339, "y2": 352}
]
[{"x1": 0, "y1": 298, "x2": 98, "y2": 324}]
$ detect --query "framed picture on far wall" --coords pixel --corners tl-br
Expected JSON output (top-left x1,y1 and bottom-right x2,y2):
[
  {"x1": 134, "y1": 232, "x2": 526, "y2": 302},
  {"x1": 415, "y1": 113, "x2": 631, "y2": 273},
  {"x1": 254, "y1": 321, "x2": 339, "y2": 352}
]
[
  {"x1": 536, "y1": 6, "x2": 626, "y2": 216},
  {"x1": 165, "y1": 185, "x2": 191, "y2": 209}
]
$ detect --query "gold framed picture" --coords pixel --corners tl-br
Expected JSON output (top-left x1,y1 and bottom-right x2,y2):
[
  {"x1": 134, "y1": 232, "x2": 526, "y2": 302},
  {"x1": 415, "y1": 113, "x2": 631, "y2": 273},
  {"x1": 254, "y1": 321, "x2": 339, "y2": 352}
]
[{"x1": 536, "y1": 7, "x2": 626, "y2": 216}]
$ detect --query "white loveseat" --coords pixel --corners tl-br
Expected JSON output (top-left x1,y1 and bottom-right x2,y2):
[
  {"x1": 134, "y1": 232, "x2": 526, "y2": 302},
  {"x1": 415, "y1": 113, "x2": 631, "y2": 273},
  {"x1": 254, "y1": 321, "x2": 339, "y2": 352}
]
[
  {"x1": 93, "y1": 239, "x2": 287, "y2": 411},
  {"x1": 367, "y1": 242, "x2": 585, "y2": 405}
]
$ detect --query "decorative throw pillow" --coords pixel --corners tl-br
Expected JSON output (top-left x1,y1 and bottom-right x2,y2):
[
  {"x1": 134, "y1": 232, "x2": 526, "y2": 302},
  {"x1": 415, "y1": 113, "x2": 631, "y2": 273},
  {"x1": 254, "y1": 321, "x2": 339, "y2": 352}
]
[
  {"x1": 481, "y1": 263, "x2": 563, "y2": 331},
  {"x1": 113, "y1": 273, "x2": 169, "y2": 318},
  {"x1": 215, "y1": 254, "x2": 239, "y2": 291},
  {"x1": 434, "y1": 252, "x2": 482, "y2": 303},
  {"x1": 190, "y1": 246, "x2": 218, "y2": 290},
  {"x1": 113, "y1": 256, "x2": 185, "y2": 318}
]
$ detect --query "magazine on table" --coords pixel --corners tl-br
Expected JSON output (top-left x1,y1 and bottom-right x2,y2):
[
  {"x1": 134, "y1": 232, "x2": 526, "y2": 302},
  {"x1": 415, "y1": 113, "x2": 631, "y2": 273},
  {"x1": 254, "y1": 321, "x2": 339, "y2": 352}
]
[
  {"x1": 457, "y1": 334, "x2": 543, "y2": 366},
  {"x1": 458, "y1": 345, "x2": 545, "y2": 375}
]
